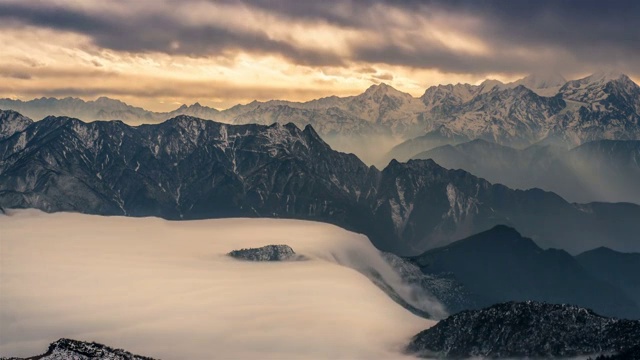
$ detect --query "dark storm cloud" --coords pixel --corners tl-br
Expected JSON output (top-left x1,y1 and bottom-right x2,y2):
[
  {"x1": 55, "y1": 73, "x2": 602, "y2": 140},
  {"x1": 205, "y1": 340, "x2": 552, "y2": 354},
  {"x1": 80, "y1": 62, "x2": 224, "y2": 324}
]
[
  {"x1": 0, "y1": 2, "x2": 344, "y2": 66},
  {"x1": 215, "y1": 0, "x2": 640, "y2": 75},
  {"x1": 0, "y1": 0, "x2": 638, "y2": 76}
]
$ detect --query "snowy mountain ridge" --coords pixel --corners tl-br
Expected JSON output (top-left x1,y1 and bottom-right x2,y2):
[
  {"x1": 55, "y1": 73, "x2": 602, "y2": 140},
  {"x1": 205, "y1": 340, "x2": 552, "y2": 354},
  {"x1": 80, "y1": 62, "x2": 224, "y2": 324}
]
[{"x1": 2, "y1": 72, "x2": 639, "y2": 159}]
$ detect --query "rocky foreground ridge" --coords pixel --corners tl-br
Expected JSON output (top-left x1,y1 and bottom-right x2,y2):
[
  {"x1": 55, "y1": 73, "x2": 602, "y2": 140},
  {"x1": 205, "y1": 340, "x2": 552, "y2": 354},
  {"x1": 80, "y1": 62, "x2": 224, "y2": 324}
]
[{"x1": 406, "y1": 301, "x2": 640, "y2": 359}]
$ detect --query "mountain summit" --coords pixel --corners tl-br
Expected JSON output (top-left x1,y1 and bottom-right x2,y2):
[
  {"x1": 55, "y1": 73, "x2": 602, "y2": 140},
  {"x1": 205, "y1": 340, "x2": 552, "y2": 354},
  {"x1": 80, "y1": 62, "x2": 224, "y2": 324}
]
[{"x1": 512, "y1": 72, "x2": 567, "y2": 96}]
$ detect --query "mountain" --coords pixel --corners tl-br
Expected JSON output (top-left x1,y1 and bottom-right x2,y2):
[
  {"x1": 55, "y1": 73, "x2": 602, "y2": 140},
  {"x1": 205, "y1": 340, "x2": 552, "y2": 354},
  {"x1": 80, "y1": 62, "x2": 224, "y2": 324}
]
[
  {"x1": 165, "y1": 102, "x2": 220, "y2": 120},
  {"x1": 577, "y1": 247, "x2": 640, "y2": 309},
  {"x1": 510, "y1": 71, "x2": 567, "y2": 96},
  {"x1": 546, "y1": 71, "x2": 640, "y2": 145},
  {"x1": 412, "y1": 138, "x2": 640, "y2": 204},
  {"x1": 370, "y1": 159, "x2": 640, "y2": 254},
  {"x1": 408, "y1": 225, "x2": 640, "y2": 319},
  {"x1": 441, "y1": 85, "x2": 566, "y2": 148},
  {"x1": 0, "y1": 110, "x2": 32, "y2": 140},
  {"x1": 382, "y1": 252, "x2": 479, "y2": 315},
  {"x1": 0, "y1": 97, "x2": 156, "y2": 123},
  {"x1": 0, "y1": 113, "x2": 375, "y2": 224},
  {"x1": 0, "y1": 338, "x2": 157, "y2": 360},
  {"x1": 406, "y1": 301, "x2": 640, "y2": 359},
  {"x1": 384, "y1": 125, "x2": 470, "y2": 164},
  {"x1": 1, "y1": 113, "x2": 640, "y2": 256},
  {"x1": 0, "y1": 97, "x2": 221, "y2": 124},
  {"x1": 388, "y1": 72, "x2": 640, "y2": 161}
]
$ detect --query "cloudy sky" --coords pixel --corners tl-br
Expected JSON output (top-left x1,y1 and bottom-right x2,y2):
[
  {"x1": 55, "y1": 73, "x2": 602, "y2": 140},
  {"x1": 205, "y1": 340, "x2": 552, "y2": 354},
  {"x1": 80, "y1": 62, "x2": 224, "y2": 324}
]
[{"x1": 0, "y1": 0, "x2": 638, "y2": 111}]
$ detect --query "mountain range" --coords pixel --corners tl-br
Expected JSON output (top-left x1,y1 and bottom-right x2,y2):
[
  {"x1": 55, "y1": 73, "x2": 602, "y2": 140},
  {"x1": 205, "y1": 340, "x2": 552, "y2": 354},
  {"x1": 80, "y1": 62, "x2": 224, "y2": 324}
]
[
  {"x1": 1, "y1": 111, "x2": 639, "y2": 256},
  {"x1": 411, "y1": 138, "x2": 640, "y2": 204},
  {"x1": 2, "y1": 71, "x2": 639, "y2": 166},
  {"x1": 0, "y1": 97, "x2": 221, "y2": 126},
  {"x1": 389, "y1": 70, "x2": 640, "y2": 161}
]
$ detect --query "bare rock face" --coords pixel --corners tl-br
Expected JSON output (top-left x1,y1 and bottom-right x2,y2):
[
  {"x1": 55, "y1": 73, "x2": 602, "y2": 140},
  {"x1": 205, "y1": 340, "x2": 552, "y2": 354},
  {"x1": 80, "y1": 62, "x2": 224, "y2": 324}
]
[
  {"x1": 228, "y1": 244, "x2": 301, "y2": 261},
  {"x1": 0, "y1": 338, "x2": 158, "y2": 360}
]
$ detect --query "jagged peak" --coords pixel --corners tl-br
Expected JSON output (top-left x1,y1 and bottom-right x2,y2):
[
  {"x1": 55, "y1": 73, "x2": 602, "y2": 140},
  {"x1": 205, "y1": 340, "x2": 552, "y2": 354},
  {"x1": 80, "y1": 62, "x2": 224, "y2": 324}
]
[
  {"x1": 173, "y1": 102, "x2": 216, "y2": 111},
  {"x1": 94, "y1": 96, "x2": 121, "y2": 103},
  {"x1": 0, "y1": 108, "x2": 30, "y2": 119},
  {"x1": 361, "y1": 82, "x2": 412, "y2": 99},
  {"x1": 302, "y1": 123, "x2": 321, "y2": 138},
  {"x1": 392, "y1": 158, "x2": 442, "y2": 171},
  {"x1": 0, "y1": 109, "x2": 33, "y2": 140}
]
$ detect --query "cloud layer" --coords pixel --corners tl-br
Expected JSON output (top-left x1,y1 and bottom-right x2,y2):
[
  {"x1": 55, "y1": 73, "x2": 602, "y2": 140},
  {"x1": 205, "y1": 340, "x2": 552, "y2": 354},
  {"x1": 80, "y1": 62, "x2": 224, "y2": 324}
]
[
  {"x1": 0, "y1": 210, "x2": 435, "y2": 359},
  {"x1": 0, "y1": 0, "x2": 638, "y2": 110}
]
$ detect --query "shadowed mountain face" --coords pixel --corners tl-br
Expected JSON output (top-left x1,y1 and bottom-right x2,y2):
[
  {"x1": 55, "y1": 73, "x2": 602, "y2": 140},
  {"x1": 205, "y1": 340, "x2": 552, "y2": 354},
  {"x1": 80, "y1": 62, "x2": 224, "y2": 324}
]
[
  {"x1": 1, "y1": 112, "x2": 640, "y2": 255},
  {"x1": 408, "y1": 226, "x2": 640, "y2": 319},
  {"x1": 384, "y1": 125, "x2": 470, "y2": 164},
  {"x1": 577, "y1": 247, "x2": 640, "y2": 308},
  {"x1": 406, "y1": 301, "x2": 640, "y2": 359},
  {"x1": 0, "y1": 110, "x2": 32, "y2": 140},
  {"x1": 412, "y1": 138, "x2": 640, "y2": 204}
]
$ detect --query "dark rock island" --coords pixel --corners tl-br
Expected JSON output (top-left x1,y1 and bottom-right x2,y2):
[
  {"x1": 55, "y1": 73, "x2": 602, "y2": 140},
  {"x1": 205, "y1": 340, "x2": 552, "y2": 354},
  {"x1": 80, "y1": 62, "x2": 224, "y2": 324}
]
[{"x1": 228, "y1": 244, "x2": 301, "y2": 261}]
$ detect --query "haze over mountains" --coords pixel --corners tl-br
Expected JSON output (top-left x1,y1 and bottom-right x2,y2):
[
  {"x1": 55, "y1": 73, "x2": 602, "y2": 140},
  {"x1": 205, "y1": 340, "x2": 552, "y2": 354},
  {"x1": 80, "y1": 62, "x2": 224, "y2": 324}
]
[
  {"x1": 412, "y1": 139, "x2": 640, "y2": 204},
  {"x1": 2, "y1": 71, "x2": 639, "y2": 166}
]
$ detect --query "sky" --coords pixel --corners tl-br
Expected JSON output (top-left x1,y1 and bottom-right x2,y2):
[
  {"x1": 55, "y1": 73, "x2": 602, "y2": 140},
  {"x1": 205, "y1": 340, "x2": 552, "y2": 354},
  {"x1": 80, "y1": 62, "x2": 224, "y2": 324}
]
[{"x1": 0, "y1": 0, "x2": 638, "y2": 111}]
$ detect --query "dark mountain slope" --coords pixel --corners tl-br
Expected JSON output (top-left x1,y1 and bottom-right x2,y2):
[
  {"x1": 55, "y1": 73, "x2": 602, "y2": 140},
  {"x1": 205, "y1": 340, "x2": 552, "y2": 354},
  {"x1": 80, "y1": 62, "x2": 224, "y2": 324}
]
[
  {"x1": 407, "y1": 301, "x2": 640, "y2": 359},
  {"x1": 577, "y1": 247, "x2": 640, "y2": 309},
  {"x1": 409, "y1": 226, "x2": 640, "y2": 319}
]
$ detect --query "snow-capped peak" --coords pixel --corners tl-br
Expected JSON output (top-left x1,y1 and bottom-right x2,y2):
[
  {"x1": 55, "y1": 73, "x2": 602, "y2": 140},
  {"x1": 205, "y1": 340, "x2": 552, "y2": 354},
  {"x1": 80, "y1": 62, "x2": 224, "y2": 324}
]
[
  {"x1": 476, "y1": 79, "x2": 505, "y2": 94},
  {"x1": 361, "y1": 83, "x2": 411, "y2": 99},
  {"x1": 587, "y1": 69, "x2": 625, "y2": 83},
  {"x1": 515, "y1": 72, "x2": 567, "y2": 89}
]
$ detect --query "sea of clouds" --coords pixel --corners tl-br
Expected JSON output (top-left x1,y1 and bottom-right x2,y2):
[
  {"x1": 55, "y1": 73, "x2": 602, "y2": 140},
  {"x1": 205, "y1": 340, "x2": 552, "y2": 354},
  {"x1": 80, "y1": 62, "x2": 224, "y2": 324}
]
[{"x1": 0, "y1": 210, "x2": 439, "y2": 359}]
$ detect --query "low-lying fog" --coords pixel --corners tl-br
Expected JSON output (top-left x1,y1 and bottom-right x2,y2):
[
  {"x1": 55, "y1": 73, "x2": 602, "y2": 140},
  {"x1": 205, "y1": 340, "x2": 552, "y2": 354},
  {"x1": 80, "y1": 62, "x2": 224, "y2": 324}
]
[{"x1": 0, "y1": 210, "x2": 435, "y2": 359}]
